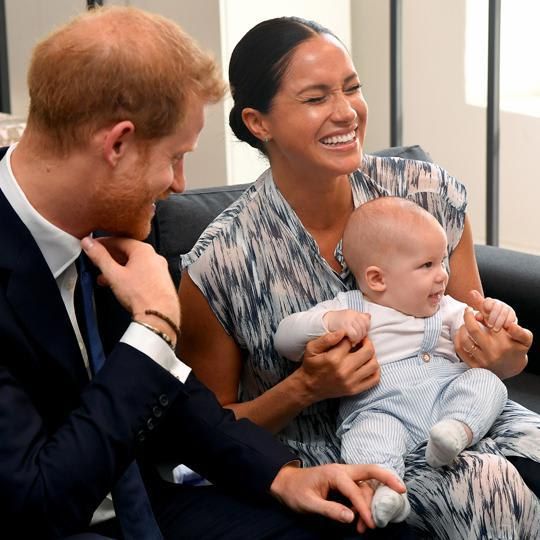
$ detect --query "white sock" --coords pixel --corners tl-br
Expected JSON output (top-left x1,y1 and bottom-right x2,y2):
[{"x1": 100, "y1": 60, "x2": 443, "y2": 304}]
[
  {"x1": 426, "y1": 418, "x2": 471, "y2": 468},
  {"x1": 371, "y1": 485, "x2": 410, "y2": 528}
]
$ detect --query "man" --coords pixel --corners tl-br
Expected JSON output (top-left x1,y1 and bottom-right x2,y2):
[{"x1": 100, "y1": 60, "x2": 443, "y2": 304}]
[{"x1": 0, "y1": 6, "x2": 407, "y2": 539}]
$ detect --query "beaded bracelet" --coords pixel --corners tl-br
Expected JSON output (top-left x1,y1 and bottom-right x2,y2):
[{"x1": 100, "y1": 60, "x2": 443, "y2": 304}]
[
  {"x1": 133, "y1": 320, "x2": 176, "y2": 351},
  {"x1": 144, "y1": 309, "x2": 181, "y2": 336}
]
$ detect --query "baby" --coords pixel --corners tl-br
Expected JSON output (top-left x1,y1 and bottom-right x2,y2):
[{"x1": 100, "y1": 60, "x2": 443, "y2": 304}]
[{"x1": 274, "y1": 197, "x2": 513, "y2": 528}]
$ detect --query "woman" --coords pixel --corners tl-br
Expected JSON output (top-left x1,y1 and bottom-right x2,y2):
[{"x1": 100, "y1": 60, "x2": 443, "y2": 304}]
[{"x1": 179, "y1": 17, "x2": 540, "y2": 538}]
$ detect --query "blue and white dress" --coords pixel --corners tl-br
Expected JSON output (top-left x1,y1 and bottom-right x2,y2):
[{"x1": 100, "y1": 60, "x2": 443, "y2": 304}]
[{"x1": 182, "y1": 155, "x2": 540, "y2": 539}]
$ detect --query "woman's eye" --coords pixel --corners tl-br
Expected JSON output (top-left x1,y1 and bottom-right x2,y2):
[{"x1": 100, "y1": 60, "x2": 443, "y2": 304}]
[
  {"x1": 304, "y1": 95, "x2": 326, "y2": 104},
  {"x1": 345, "y1": 84, "x2": 362, "y2": 94}
]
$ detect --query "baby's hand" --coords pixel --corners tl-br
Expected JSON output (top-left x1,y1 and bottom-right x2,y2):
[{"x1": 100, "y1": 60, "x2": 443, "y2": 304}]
[
  {"x1": 323, "y1": 310, "x2": 370, "y2": 346},
  {"x1": 470, "y1": 290, "x2": 516, "y2": 332}
]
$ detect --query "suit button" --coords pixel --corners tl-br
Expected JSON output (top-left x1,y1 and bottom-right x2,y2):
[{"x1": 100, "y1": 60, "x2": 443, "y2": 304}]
[
  {"x1": 136, "y1": 430, "x2": 146, "y2": 443},
  {"x1": 422, "y1": 353, "x2": 431, "y2": 362},
  {"x1": 159, "y1": 394, "x2": 169, "y2": 407},
  {"x1": 152, "y1": 406, "x2": 162, "y2": 418},
  {"x1": 147, "y1": 418, "x2": 155, "y2": 431}
]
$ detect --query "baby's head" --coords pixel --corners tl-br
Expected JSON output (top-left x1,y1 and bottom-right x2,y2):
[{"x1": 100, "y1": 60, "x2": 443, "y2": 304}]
[{"x1": 342, "y1": 197, "x2": 449, "y2": 317}]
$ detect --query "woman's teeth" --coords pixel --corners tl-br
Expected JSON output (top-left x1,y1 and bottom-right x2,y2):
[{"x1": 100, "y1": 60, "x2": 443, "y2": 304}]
[{"x1": 321, "y1": 131, "x2": 356, "y2": 145}]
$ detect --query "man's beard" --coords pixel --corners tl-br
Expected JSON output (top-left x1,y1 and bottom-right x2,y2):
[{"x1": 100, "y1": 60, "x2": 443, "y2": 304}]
[{"x1": 93, "y1": 164, "x2": 156, "y2": 240}]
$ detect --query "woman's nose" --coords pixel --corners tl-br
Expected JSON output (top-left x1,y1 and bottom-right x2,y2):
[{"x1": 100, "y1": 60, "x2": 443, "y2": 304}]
[{"x1": 331, "y1": 93, "x2": 357, "y2": 123}]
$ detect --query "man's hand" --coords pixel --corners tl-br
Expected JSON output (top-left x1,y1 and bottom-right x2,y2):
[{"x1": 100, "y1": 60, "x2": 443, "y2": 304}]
[
  {"x1": 270, "y1": 463, "x2": 405, "y2": 533},
  {"x1": 454, "y1": 290, "x2": 532, "y2": 379},
  {"x1": 81, "y1": 236, "x2": 180, "y2": 336},
  {"x1": 323, "y1": 310, "x2": 371, "y2": 346}
]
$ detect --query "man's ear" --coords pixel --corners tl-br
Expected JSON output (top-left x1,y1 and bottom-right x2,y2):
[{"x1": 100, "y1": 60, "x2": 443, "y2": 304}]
[
  {"x1": 241, "y1": 107, "x2": 271, "y2": 143},
  {"x1": 365, "y1": 266, "x2": 386, "y2": 293},
  {"x1": 101, "y1": 121, "x2": 136, "y2": 167}
]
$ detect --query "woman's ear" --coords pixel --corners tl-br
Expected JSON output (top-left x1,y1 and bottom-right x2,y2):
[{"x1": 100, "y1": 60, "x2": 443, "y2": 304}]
[
  {"x1": 365, "y1": 266, "x2": 386, "y2": 293},
  {"x1": 241, "y1": 107, "x2": 271, "y2": 143},
  {"x1": 100, "y1": 121, "x2": 136, "y2": 167}
]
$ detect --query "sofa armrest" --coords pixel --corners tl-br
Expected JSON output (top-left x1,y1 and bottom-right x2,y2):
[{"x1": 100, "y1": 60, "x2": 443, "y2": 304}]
[{"x1": 475, "y1": 244, "x2": 540, "y2": 377}]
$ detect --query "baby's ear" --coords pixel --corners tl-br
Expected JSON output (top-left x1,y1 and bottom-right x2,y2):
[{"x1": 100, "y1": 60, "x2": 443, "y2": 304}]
[{"x1": 365, "y1": 266, "x2": 386, "y2": 292}]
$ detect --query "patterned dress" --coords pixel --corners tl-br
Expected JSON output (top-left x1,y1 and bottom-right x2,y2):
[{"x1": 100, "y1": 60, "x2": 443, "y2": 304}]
[{"x1": 182, "y1": 155, "x2": 540, "y2": 539}]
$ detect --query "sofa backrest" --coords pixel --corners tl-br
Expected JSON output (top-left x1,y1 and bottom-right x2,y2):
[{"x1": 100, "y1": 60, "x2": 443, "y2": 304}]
[
  {"x1": 152, "y1": 145, "x2": 432, "y2": 287},
  {"x1": 151, "y1": 144, "x2": 540, "y2": 377}
]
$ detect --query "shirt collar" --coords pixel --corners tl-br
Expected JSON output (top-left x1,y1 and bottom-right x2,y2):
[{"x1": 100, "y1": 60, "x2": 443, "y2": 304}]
[{"x1": 0, "y1": 144, "x2": 82, "y2": 278}]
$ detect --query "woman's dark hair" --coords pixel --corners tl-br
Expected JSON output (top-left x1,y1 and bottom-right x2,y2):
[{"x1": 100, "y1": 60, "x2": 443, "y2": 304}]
[{"x1": 228, "y1": 16, "x2": 337, "y2": 153}]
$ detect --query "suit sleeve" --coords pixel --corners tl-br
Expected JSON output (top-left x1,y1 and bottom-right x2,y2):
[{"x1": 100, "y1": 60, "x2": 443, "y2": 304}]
[
  {"x1": 0, "y1": 342, "x2": 295, "y2": 537},
  {"x1": 144, "y1": 368, "x2": 297, "y2": 496}
]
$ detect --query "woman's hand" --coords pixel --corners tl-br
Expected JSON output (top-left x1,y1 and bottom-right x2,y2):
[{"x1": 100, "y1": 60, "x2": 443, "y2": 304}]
[
  {"x1": 454, "y1": 290, "x2": 532, "y2": 379},
  {"x1": 471, "y1": 290, "x2": 516, "y2": 332},
  {"x1": 299, "y1": 331, "x2": 380, "y2": 402}
]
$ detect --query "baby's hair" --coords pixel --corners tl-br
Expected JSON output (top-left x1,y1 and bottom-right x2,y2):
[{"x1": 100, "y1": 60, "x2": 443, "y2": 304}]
[{"x1": 342, "y1": 197, "x2": 444, "y2": 281}]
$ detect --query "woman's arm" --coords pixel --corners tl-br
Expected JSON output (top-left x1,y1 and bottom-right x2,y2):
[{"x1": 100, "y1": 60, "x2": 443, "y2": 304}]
[
  {"x1": 178, "y1": 272, "x2": 380, "y2": 433},
  {"x1": 445, "y1": 215, "x2": 483, "y2": 299},
  {"x1": 446, "y1": 214, "x2": 532, "y2": 379}
]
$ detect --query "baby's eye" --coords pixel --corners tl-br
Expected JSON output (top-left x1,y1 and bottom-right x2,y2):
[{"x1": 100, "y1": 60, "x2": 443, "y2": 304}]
[{"x1": 423, "y1": 262, "x2": 433, "y2": 268}]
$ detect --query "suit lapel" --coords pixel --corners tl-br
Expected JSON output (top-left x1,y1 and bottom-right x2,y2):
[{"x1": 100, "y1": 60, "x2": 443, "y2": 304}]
[{"x1": 0, "y1": 190, "x2": 88, "y2": 385}]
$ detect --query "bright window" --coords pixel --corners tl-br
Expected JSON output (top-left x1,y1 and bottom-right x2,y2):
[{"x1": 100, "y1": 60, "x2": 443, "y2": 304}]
[{"x1": 465, "y1": 0, "x2": 540, "y2": 117}]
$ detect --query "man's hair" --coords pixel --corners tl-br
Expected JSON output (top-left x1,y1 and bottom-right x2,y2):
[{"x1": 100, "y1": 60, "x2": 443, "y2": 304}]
[
  {"x1": 342, "y1": 197, "x2": 444, "y2": 279},
  {"x1": 26, "y1": 6, "x2": 226, "y2": 154}
]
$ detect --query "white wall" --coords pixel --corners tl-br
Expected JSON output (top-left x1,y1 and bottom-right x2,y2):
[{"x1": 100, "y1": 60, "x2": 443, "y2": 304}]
[
  {"x1": 5, "y1": 0, "x2": 86, "y2": 117},
  {"x1": 219, "y1": 0, "x2": 352, "y2": 185},
  {"x1": 350, "y1": 0, "x2": 390, "y2": 154},
  {"x1": 351, "y1": 0, "x2": 540, "y2": 253},
  {"x1": 5, "y1": 0, "x2": 540, "y2": 252}
]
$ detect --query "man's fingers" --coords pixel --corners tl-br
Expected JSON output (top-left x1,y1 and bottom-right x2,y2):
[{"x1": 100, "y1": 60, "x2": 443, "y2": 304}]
[
  {"x1": 331, "y1": 465, "x2": 405, "y2": 530},
  {"x1": 326, "y1": 477, "x2": 374, "y2": 529},
  {"x1": 81, "y1": 236, "x2": 117, "y2": 274},
  {"x1": 303, "y1": 496, "x2": 357, "y2": 525},
  {"x1": 347, "y1": 464, "x2": 406, "y2": 493}
]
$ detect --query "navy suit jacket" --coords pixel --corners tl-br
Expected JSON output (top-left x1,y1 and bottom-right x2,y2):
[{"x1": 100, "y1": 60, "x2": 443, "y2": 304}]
[{"x1": 0, "y1": 147, "x2": 295, "y2": 538}]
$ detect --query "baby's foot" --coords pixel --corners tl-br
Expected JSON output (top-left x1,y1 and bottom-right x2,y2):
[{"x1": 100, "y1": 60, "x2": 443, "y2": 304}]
[
  {"x1": 371, "y1": 485, "x2": 410, "y2": 528},
  {"x1": 426, "y1": 419, "x2": 471, "y2": 468}
]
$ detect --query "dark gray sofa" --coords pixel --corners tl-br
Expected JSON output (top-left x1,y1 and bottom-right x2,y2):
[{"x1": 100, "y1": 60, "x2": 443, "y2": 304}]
[{"x1": 151, "y1": 145, "x2": 539, "y2": 414}]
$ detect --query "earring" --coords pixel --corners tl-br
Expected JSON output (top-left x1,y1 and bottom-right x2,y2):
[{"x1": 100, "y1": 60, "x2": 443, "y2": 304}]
[{"x1": 263, "y1": 137, "x2": 270, "y2": 143}]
